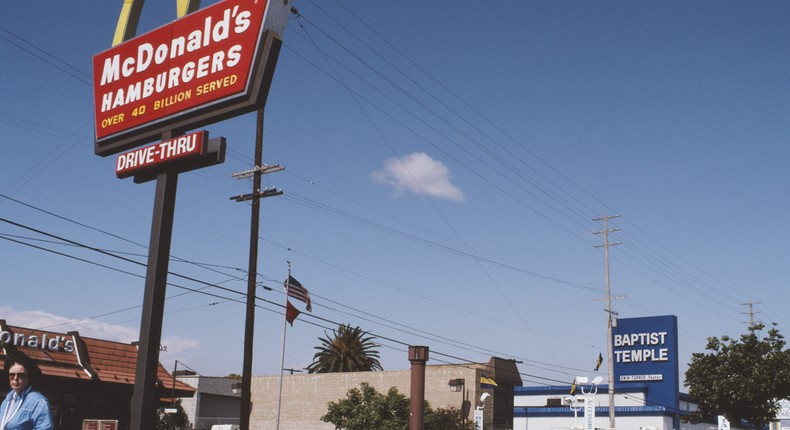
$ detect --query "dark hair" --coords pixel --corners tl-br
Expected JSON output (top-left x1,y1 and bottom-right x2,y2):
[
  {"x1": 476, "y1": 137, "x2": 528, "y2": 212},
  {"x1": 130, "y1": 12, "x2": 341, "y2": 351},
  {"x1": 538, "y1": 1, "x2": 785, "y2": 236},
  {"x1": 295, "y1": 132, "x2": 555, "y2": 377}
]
[{"x1": 3, "y1": 350, "x2": 43, "y2": 387}]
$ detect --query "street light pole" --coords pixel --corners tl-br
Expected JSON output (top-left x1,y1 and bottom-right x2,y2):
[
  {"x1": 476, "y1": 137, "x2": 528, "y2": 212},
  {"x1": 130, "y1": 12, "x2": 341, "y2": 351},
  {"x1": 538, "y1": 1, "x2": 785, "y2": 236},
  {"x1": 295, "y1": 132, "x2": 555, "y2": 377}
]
[
  {"x1": 577, "y1": 376, "x2": 603, "y2": 430},
  {"x1": 564, "y1": 396, "x2": 583, "y2": 428}
]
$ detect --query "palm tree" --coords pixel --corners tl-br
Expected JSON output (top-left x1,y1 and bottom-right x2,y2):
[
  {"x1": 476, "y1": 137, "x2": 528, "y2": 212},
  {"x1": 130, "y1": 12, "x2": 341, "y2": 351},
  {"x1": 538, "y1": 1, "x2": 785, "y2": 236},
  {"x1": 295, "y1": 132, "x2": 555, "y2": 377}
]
[{"x1": 306, "y1": 324, "x2": 383, "y2": 373}]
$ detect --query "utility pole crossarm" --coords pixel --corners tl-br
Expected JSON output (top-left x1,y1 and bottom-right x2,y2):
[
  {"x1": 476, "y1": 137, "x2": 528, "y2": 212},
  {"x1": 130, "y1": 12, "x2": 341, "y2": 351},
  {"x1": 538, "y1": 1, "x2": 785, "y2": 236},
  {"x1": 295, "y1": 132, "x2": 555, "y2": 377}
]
[
  {"x1": 231, "y1": 164, "x2": 285, "y2": 179},
  {"x1": 229, "y1": 188, "x2": 283, "y2": 202},
  {"x1": 231, "y1": 164, "x2": 285, "y2": 202}
]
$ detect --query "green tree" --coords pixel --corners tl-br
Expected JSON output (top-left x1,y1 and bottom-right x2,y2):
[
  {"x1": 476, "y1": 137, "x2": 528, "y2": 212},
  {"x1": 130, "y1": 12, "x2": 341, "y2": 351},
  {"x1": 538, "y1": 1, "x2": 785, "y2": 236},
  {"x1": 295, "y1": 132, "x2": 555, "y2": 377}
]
[
  {"x1": 306, "y1": 324, "x2": 383, "y2": 373},
  {"x1": 321, "y1": 382, "x2": 409, "y2": 430},
  {"x1": 321, "y1": 383, "x2": 475, "y2": 430},
  {"x1": 684, "y1": 323, "x2": 790, "y2": 429}
]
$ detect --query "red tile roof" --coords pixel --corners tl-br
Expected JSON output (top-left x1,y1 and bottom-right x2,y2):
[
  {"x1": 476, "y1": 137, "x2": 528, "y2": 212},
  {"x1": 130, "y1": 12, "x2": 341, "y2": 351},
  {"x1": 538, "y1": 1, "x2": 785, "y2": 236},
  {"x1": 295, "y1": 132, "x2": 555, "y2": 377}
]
[{"x1": 1, "y1": 323, "x2": 194, "y2": 397}]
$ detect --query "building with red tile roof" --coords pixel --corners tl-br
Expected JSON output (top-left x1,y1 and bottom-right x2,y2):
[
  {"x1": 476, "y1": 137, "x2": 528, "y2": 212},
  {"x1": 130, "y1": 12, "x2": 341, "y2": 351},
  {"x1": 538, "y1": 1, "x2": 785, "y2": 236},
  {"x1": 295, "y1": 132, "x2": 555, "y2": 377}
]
[{"x1": 0, "y1": 320, "x2": 194, "y2": 430}]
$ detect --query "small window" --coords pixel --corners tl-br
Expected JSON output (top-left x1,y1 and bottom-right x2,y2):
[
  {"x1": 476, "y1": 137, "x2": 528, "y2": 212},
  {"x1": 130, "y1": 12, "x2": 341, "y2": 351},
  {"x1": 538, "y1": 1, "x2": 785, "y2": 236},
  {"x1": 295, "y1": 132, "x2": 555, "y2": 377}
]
[{"x1": 546, "y1": 397, "x2": 563, "y2": 407}]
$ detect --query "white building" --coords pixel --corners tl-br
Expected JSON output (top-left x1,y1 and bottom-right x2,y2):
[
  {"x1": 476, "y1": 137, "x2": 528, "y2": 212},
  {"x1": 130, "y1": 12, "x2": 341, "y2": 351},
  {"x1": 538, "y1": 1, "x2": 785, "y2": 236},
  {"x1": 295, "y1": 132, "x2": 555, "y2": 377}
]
[
  {"x1": 176, "y1": 372, "x2": 241, "y2": 430},
  {"x1": 513, "y1": 382, "x2": 707, "y2": 430}
]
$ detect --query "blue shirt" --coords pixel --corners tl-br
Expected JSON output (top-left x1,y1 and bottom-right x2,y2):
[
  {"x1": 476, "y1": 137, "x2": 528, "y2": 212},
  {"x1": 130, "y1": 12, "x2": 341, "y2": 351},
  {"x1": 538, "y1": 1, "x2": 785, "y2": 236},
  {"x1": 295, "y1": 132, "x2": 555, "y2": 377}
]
[{"x1": 0, "y1": 386, "x2": 53, "y2": 430}]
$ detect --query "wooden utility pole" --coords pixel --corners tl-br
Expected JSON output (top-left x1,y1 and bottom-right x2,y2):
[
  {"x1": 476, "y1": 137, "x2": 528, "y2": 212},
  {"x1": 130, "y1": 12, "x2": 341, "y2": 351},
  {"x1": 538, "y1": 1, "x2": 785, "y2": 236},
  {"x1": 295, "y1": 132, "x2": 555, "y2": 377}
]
[
  {"x1": 231, "y1": 110, "x2": 283, "y2": 430},
  {"x1": 240, "y1": 110, "x2": 264, "y2": 430}
]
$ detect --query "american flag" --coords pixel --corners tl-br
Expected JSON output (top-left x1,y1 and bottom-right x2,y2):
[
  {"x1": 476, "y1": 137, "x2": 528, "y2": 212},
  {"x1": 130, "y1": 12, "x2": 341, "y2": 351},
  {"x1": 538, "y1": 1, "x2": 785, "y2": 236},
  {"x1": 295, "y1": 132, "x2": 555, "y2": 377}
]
[{"x1": 285, "y1": 275, "x2": 312, "y2": 312}]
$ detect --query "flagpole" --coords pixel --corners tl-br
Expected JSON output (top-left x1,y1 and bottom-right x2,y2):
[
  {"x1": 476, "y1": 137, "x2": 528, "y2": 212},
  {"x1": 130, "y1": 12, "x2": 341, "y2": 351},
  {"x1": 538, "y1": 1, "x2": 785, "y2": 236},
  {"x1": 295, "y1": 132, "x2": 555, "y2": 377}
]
[{"x1": 275, "y1": 262, "x2": 290, "y2": 430}]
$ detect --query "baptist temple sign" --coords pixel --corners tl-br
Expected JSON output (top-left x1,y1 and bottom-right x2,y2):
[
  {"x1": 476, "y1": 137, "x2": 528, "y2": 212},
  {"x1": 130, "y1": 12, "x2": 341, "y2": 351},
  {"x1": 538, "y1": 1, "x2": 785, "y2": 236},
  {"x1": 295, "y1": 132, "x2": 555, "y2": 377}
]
[{"x1": 613, "y1": 315, "x2": 680, "y2": 429}]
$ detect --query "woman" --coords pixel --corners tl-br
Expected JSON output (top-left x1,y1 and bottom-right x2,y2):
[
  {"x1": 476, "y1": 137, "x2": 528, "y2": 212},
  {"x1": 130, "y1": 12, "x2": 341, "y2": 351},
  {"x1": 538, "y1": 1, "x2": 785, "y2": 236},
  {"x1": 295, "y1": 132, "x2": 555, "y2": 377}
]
[{"x1": 0, "y1": 351, "x2": 53, "y2": 430}]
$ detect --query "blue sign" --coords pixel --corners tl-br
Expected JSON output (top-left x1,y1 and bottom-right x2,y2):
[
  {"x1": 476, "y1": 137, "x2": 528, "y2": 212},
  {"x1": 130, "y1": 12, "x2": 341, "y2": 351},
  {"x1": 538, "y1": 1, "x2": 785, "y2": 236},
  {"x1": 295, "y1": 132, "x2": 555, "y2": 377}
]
[{"x1": 612, "y1": 315, "x2": 679, "y2": 423}]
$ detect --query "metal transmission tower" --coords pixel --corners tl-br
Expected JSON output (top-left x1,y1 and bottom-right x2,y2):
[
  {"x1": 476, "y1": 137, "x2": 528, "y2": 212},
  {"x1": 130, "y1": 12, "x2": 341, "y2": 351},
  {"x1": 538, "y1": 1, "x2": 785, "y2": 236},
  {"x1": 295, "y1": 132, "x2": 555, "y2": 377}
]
[
  {"x1": 594, "y1": 214, "x2": 621, "y2": 430},
  {"x1": 741, "y1": 301, "x2": 762, "y2": 328}
]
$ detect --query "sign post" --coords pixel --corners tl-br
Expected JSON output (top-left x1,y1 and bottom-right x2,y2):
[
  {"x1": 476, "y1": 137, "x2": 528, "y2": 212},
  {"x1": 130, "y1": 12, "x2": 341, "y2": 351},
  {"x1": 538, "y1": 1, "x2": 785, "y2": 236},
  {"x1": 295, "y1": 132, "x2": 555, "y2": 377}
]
[
  {"x1": 129, "y1": 166, "x2": 178, "y2": 430},
  {"x1": 718, "y1": 415, "x2": 731, "y2": 430},
  {"x1": 93, "y1": 1, "x2": 291, "y2": 429},
  {"x1": 474, "y1": 407, "x2": 483, "y2": 430}
]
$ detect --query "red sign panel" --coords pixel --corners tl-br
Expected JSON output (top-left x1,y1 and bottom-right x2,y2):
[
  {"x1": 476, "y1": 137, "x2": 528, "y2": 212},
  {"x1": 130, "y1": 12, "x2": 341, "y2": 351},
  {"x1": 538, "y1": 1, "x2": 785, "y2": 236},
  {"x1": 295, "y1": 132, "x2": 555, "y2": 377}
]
[
  {"x1": 93, "y1": 0, "x2": 282, "y2": 156},
  {"x1": 116, "y1": 130, "x2": 206, "y2": 177}
]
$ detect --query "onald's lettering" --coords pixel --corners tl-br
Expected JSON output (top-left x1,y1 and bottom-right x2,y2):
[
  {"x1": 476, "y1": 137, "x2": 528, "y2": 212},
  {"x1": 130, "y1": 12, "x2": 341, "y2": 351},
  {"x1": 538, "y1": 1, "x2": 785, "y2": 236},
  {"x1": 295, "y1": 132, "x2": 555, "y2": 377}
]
[{"x1": 0, "y1": 330, "x2": 75, "y2": 353}]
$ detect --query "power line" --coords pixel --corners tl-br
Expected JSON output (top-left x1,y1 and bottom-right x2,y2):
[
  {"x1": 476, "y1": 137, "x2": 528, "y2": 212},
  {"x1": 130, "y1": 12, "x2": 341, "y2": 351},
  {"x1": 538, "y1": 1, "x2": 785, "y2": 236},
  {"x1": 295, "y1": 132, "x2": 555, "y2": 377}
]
[
  {"x1": 0, "y1": 26, "x2": 92, "y2": 85},
  {"x1": 1, "y1": 1, "x2": 780, "y2": 388},
  {"x1": 0, "y1": 1, "x2": 769, "y2": 332},
  {"x1": 283, "y1": 5, "x2": 758, "y2": 331},
  {"x1": 1, "y1": 217, "x2": 589, "y2": 382}
]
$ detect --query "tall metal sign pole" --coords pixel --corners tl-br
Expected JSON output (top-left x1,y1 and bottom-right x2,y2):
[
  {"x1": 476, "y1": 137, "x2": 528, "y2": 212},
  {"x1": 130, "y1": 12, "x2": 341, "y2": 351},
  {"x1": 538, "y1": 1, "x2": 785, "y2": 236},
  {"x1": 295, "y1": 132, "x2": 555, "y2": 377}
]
[
  {"x1": 110, "y1": 4, "x2": 204, "y2": 429},
  {"x1": 130, "y1": 166, "x2": 179, "y2": 430},
  {"x1": 115, "y1": 129, "x2": 226, "y2": 430},
  {"x1": 594, "y1": 214, "x2": 621, "y2": 430},
  {"x1": 96, "y1": 1, "x2": 290, "y2": 428}
]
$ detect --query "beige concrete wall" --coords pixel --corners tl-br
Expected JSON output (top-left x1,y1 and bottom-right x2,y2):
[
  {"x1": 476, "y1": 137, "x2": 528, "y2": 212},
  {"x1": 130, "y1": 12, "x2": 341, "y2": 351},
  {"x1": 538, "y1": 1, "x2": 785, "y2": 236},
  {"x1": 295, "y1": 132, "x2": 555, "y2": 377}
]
[{"x1": 249, "y1": 364, "x2": 488, "y2": 430}]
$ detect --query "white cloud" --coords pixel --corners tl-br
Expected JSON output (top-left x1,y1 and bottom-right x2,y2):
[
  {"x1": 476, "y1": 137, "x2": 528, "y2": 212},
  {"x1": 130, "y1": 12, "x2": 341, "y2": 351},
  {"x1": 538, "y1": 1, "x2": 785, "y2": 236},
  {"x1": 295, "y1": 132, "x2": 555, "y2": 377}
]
[
  {"x1": 160, "y1": 335, "x2": 201, "y2": 354},
  {"x1": 371, "y1": 152, "x2": 464, "y2": 202},
  {"x1": 158, "y1": 335, "x2": 203, "y2": 371},
  {"x1": 1, "y1": 306, "x2": 207, "y2": 373},
  {"x1": 1, "y1": 306, "x2": 136, "y2": 343}
]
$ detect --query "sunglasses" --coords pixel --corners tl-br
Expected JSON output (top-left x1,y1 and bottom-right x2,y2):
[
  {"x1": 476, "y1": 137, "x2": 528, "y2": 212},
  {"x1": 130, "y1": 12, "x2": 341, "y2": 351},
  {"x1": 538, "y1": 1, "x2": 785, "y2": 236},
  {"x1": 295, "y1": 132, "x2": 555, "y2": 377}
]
[{"x1": 8, "y1": 372, "x2": 27, "y2": 379}]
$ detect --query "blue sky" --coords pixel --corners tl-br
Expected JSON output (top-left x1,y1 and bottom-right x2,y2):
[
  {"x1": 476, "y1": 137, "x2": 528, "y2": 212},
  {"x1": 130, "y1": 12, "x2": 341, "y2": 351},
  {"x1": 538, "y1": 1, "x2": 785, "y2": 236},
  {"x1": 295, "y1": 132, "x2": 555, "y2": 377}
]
[{"x1": 2, "y1": 0, "x2": 789, "y2": 388}]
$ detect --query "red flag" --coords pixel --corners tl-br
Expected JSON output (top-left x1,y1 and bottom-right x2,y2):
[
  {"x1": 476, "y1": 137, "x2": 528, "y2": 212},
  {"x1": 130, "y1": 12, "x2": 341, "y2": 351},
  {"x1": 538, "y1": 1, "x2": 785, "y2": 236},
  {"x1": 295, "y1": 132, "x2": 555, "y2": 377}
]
[
  {"x1": 285, "y1": 275, "x2": 312, "y2": 312},
  {"x1": 285, "y1": 300, "x2": 300, "y2": 326}
]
